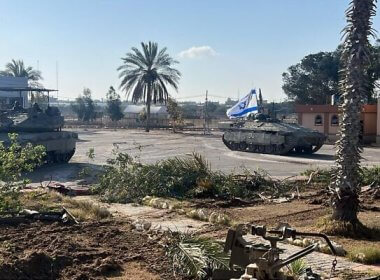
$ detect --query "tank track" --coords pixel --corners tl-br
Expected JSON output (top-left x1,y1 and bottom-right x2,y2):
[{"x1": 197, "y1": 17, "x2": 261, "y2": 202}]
[
  {"x1": 222, "y1": 135, "x2": 322, "y2": 155},
  {"x1": 46, "y1": 149, "x2": 76, "y2": 164}
]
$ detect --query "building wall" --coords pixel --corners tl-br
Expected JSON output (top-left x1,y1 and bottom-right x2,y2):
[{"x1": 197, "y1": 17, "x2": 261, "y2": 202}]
[
  {"x1": 295, "y1": 104, "x2": 378, "y2": 144},
  {"x1": 0, "y1": 77, "x2": 28, "y2": 108},
  {"x1": 300, "y1": 113, "x2": 325, "y2": 133}
]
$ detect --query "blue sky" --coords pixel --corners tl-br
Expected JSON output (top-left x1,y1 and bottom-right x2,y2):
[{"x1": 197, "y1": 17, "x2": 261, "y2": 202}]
[{"x1": 1, "y1": 0, "x2": 379, "y2": 102}]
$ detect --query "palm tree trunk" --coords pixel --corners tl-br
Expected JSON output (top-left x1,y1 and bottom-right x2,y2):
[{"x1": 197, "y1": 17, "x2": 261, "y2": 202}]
[
  {"x1": 333, "y1": 0, "x2": 375, "y2": 223},
  {"x1": 146, "y1": 84, "x2": 152, "y2": 132}
]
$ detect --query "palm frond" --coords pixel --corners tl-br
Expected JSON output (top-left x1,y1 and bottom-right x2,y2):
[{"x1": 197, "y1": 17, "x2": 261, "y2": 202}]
[
  {"x1": 0, "y1": 59, "x2": 43, "y2": 84},
  {"x1": 118, "y1": 41, "x2": 181, "y2": 104},
  {"x1": 166, "y1": 232, "x2": 229, "y2": 279}
]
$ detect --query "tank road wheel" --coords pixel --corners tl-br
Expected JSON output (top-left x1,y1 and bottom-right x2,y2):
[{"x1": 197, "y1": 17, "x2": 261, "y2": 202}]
[
  {"x1": 56, "y1": 149, "x2": 76, "y2": 163},
  {"x1": 230, "y1": 142, "x2": 238, "y2": 151},
  {"x1": 239, "y1": 142, "x2": 247, "y2": 151},
  {"x1": 257, "y1": 145, "x2": 265, "y2": 153},
  {"x1": 248, "y1": 144, "x2": 256, "y2": 152},
  {"x1": 46, "y1": 152, "x2": 55, "y2": 164},
  {"x1": 303, "y1": 145, "x2": 313, "y2": 154},
  {"x1": 264, "y1": 145, "x2": 275, "y2": 154},
  {"x1": 311, "y1": 140, "x2": 324, "y2": 153}
]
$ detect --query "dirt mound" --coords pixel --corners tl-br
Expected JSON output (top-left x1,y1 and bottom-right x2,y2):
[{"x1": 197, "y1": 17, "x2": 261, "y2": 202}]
[{"x1": 0, "y1": 220, "x2": 181, "y2": 280}]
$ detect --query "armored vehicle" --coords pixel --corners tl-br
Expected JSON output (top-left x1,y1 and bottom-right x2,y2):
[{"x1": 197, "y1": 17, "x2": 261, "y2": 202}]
[
  {"x1": 0, "y1": 99, "x2": 77, "y2": 164},
  {"x1": 219, "y1": 114, "x2": 326, "y2": 155}
]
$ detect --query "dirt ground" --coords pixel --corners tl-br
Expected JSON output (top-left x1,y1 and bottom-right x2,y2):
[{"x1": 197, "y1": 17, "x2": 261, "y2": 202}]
[
  {"x1": 0, "y1": 219, "x2": 183, "y2": 280},
  {"x1": 194, "y1": 188, "x2": 380, "y2": 254},
  {"x1": 4, "y1": 179, "x2": 379, "y2": 279}
]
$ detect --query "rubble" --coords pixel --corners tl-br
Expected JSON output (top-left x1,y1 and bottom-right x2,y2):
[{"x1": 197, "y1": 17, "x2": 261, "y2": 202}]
[
  {"x1": 0, "y1": 208, "x2": 78, "y2": 225},
  {"x1": 286, "y1": 237, "x2": 346, "y2": 256}
]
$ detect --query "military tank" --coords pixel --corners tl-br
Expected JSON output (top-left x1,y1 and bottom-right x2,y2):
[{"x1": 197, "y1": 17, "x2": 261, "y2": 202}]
[
  {"x1": 0, "y1": 102, "x2": 78, "y2": 163},
  {"x1": 219, "y1": 114, "x2": 326, "y2": 155}
]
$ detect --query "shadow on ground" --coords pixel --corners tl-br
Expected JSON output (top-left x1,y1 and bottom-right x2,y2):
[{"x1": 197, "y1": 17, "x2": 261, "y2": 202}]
[{"x1": 25, "y1": 162, "x2": 103, "y2": 184}]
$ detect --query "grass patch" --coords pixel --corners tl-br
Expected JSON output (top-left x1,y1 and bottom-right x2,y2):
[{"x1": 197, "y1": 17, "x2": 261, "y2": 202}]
[
  {"x1": 94, "y1": 152, "x2": 289, "y2": 203},
  {"x1": 303, "y1": 165, "x2": 380, "y2": 186},
  {"x1": 317, "y1": 216, "x2": 380, "y2": 239},
  {"x1": 348, "y1": 247, "x2": 380, "y2": 264},
  {"x1": 19, "y1": 191, "x2": 111, "y2": 221},
  {"x1": 302, "y1": 168, "x2": 333, "y2": 184},
  {"x1": 62, "y1": 197, "x2": 111, "y2": 221},
  {"x1": 286, "y1": 259, "x2": 307, "y2": 279}
]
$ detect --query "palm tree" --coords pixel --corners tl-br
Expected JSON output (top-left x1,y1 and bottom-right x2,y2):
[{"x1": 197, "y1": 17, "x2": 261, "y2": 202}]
[
  {"x1": 0, "y1": 59, "x2": 43, "y2": 87},
  {"x1": 118, "y1": 42, "x2": 181, "y2": 132},
  {"x1": 333, "y1": 0, "x2": 377, "y2": 224}
]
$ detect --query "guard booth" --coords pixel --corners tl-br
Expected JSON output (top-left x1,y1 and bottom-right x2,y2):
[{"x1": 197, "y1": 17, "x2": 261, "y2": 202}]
[
  {"x1": 0, "y1": 77, "x2": 57, "y2": 110},
  {"x1": 0, "y1": 77, "x2": 28, "y2": 109}
]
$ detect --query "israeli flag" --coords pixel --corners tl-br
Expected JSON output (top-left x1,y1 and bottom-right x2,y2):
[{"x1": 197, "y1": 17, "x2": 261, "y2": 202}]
[{"x1": 226, "y1": 89, "x2": 258, "y2": 119}]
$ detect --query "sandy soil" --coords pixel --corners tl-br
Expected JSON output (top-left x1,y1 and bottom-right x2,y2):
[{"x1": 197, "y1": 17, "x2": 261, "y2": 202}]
[{"x1": 0, "y1": 220, "x2": 183, "y2": 280}]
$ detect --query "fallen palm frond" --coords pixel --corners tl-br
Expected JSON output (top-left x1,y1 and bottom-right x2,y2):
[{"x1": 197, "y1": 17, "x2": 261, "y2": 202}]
[
  {"x1": 165, "y1": 232, "x2": 229, "y2": 279},
  {"x1": 94, "y1": 152, "x2": 288, "y2": 203}
]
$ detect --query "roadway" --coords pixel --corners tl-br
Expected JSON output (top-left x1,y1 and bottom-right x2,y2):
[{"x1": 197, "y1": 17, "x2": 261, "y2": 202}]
[{"x1": 69, "y1": 129, "x2": 380, "y2": 177}]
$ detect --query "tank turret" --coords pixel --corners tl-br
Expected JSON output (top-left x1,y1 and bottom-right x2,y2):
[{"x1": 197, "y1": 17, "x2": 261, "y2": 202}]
[
  {"x1": 219, "y1": 115, "x2": 326, "y2": 155},
  {"x1": 0, "y1": 96, "x2": 77, "y2": 164},
  {"x1": 0, "y1": 104, "x2": 64, "y2": 132}
]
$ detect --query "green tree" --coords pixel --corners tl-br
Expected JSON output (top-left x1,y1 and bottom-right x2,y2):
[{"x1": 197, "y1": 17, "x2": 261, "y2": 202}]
[
  {"x1": 282, "y1": 44, "x2": 380, "y2": 104},
  {"x1": 106, "y1": 86, "x2": 124, "y2": 122},
  {"x1": 71, "y1": 88, "x2": 96, "y2": 122},
  {"x1": 0, "y1": 59, "x2": 43, "y2": 87},
  {"x1": 282, "y1": 51, "x2": 340, "y2": 104},
  {"x1": 118, "y1": 42, "x2": 181, "y2": 132},
  {"x1": 332, "y1": 0, "x2": 377, "y2": 224},
  {"x1": 0, "y1": 134, "x2": 45, "y2": 211},
  {"x1": 167, "y1": 97, "x2": 183, "y2": 132}
]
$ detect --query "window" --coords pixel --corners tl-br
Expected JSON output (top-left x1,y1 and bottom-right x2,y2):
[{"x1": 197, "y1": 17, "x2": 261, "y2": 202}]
[
  {"x1": 314, "y1": 115, "x2": 323, "y2": 126},
  {"x1": 331, "y1": 115, "x2": 339, "y2": 126}
]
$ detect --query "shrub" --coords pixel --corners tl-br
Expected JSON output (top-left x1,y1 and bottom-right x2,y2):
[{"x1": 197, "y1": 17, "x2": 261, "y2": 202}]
[
  {"x1": 361, "y1": 166, "x2": 380, "y2": 186},
  {"x1": 348, "y1": 246, "x2": 380, "y2": 264},
  {"x1": 94, "y1": 152, "x2": 284, "y2": 203},
  {"x1": 303, "y1": 166, "x2": 380, "y2": 186},
  {"x1": 0, "y1": 134, "x2": 45, "y2": 211}
]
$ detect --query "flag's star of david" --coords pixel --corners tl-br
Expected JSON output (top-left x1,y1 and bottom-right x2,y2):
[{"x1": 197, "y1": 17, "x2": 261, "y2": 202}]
[{"x1": 238, "y1": 101, "x2": 247, "y2": 110}]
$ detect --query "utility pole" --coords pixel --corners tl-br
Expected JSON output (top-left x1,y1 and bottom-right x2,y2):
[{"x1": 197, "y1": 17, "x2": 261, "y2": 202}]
[
  {"x1": 204, "y1": 90, "x2": 209, "y2": 135},
  {"x1": 56, "y1": 61, "x2": 59, "y2": 103}
]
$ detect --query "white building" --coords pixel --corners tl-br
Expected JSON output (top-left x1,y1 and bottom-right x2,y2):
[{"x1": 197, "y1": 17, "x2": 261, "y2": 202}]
[
  {"x1": 123, "y1": 104, "x2": 169, "y2": 127},
  {"x1": 0, "y1": 77, "x2": 29, "y2": 109}
]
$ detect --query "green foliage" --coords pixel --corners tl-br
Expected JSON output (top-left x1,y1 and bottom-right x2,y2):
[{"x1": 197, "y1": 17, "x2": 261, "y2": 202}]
[
  {"x1": 282, "y1": 42, "x2": 380, "y2": 104},
  {"x1": 361, "y1": 166, "x2": 380, "y2": 186},
  {"x1": 302, "y1": 168, "x2": 333, "y2": 184},
  {"x1": 86, "y1": 147, "x2": 95, "y2": 160},
  {"x1": 286, "y1": 259, "x2": 307, "y2": 279},
  {"x1": 0, "y1": 134, "x2": 45, "y2": 211},
  {"x1": 0, "y1": 59, "x2": 43, "y2": 87},
  {"x1": 180, "y1": 102, "x2": 200, "y2": 119},
  {"x1": 282, "y1": 51, "x2": 340, "y2": 104},
  {"x1": 167, "y1": 97, "x2": 183, "y2": 130},
  {"x1": 166, "y1": 232, "x2": 229, "y2": 279},
  {"x1": 106, "y1": 86, "x2": 124, "y2": 122},
  {"x1": 71, "y1": 88, "x2": 97, "y2": 122},
  {"x1": 303, "y1": 166, "x2": 380, "y2": 186},
  {"x1": 95, "y1": 152, "x2": 285, "y2": 203},
  {"x1": 118, "y1": 41, "x2": 181, "y2": 131}
]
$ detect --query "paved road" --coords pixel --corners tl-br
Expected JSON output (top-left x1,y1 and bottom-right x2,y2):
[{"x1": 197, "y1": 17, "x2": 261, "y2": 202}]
[{"x1": 69, "y1": 129, "x2": 380, "y2": 177}]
